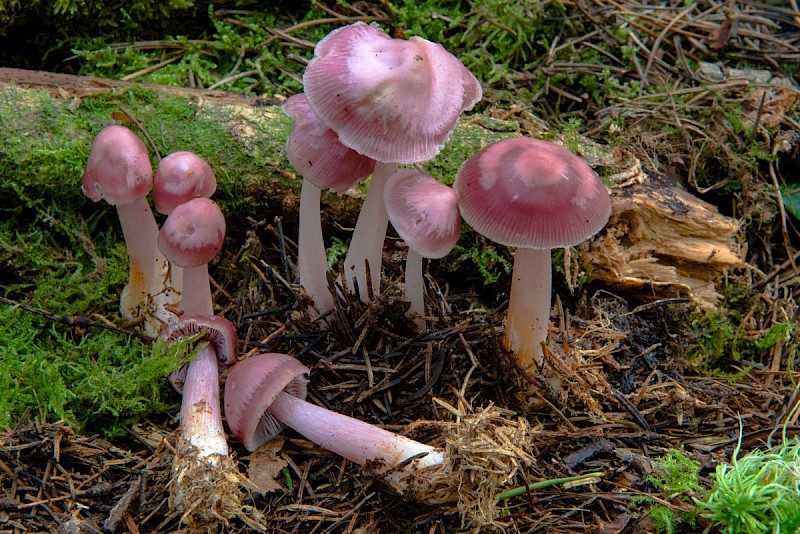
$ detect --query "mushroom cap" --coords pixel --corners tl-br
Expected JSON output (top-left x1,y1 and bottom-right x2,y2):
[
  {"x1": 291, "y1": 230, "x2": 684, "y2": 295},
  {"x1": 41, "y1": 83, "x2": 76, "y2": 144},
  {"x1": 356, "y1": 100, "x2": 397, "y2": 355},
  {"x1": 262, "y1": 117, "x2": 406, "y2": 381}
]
[
  {"x1": 82, "y1": 125, "x2": 153, "y2": 206},
  {"x1": 284, "y1": 93, "x2": 376, "y2": 193},
  {"x1": 224, "y1": 353, "x2": 310, "y2": 451},
  {"x1": 454, "y1": 137, "x2": 611, "y2": 249},
  {"x1": 157, "y1": 197, "x2": 226, "y2": 268},
  {"x1": 153, "y1": 151, "x2": 217, "y2": 214},
  {"x1": 159, "y1": 315, "x2": 238, "y2": 393},
  {"x1": 303, "y1": 22, "x2": 482, "y2": 164},
  {"x1": 383, "y1": 169, "x2": 461, "y2": 258}
]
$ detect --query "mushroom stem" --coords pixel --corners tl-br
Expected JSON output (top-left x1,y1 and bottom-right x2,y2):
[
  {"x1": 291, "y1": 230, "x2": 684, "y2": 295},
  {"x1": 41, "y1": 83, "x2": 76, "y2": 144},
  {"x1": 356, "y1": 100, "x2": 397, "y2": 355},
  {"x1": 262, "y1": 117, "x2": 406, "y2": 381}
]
[
  {"x1": 180, "y1": 265, "x2": 213, "y2": 317},
  {"x1": 180, "y1": 344, "x2": 228, "y2": 460},
  {"x1": 404, "y1": 248, "x2": 425, "y2": 329},
  {"x1": 504, "y1": 247, "x2": 551, "y2": 374},
  {"x1": 298, "y1": 180, "x2": 334, "y2": 315},
  {"x1": 343, "y1": 161, "x2": 396, "y2": 300},
  {"x1": 116, "y1": 198, "x2": 168, "y2": 325},
  {"x1": 267, "y1": 391, "x2": 444, "y2": 494}
]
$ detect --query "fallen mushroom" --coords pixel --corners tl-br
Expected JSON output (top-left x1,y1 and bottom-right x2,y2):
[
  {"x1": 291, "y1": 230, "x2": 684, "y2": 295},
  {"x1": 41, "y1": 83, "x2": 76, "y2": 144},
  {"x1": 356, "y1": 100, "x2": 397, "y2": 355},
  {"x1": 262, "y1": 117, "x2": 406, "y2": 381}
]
[
  {"x1": 283, "y1": 93, "x2": 375, "y2": 315},
  {"x1": 223, "y1": 352, "x2": 446, "y2": 499},
  {"x1": 383, "y1": 169, "x2": 461, "y2": 329},
  {"x1": 454, "y1": 137, "x2": 611, "y2": 377},
  {"x1": 82, "y1": 124, "x2": 173, "y2": 334},
  {"x1": 302, "y1": 22, "x2": 481, "y2": 299}
]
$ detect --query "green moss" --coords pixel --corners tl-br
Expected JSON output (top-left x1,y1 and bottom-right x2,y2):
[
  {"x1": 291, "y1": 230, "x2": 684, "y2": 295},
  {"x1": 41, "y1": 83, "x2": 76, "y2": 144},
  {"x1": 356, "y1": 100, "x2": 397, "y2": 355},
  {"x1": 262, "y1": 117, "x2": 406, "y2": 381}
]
[
  {"x1": 682, "y1": 286, "x2": 763, "y2": 374},
  {"x1": 0, "y1": 305, "x2": 186, "y2": 436},
  {"x1": 632, "y1": 448, "x2": 702, "y2": 534},
  {"x1": 696, "y1": 430, "x2": 800, "y2": 534},
  {"x1": 0, "y1": 85, "x2": 295, "y2": 224}
]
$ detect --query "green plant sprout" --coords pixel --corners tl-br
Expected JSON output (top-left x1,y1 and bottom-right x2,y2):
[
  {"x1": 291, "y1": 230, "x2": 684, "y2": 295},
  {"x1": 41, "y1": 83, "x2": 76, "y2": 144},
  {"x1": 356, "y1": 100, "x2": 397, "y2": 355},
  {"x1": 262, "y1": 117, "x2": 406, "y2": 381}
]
[
  {"x1": 695, "y1": 409, "x2": 800, "y2": 534},
  {"x1": 495, "y1": 471, "x2": 603, "y2": 502}
]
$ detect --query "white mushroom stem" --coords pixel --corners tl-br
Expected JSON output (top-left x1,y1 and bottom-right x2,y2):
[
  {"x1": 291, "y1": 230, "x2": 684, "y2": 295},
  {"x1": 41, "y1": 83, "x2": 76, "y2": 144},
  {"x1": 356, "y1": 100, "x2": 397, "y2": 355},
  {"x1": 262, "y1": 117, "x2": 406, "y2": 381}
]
[
  {"x1": 116, "y1": 199, "x2": 167, "y2": 325},
  {"x1": 404, "y1": 248, "x2": 425, "y2": 329},
  {"x1": 180, "y1": 264, "x2": 213, "y2": 317},
  {"x1": 343, "y1": 161, "x2": 396, "y2": 300},
  {"x1": 504, "y1": 247, "x2": 551, "y2": 375},
  {"x1": 268, "y1": 391, "x2": 444, "y2": 494},
  {"x1": 298, "y1": 180, "x2": 334, "y2": 315},
  {"x1": 180, "y1": 344, "x2": 228, "y2": 460}
]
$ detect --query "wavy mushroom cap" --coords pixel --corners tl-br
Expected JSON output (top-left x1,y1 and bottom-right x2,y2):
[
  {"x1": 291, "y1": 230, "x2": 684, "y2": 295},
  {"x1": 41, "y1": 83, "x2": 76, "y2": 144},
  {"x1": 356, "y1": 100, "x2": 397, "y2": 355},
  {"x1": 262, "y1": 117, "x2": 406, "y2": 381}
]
[
  {"x1": 153, "y1": 151, "x2": 217, "y2": 214},
  {"x1": 284, "y1": 93, "x2": 376, "y2": 192},
  {"x1": 223, "y1": 353, "x2": 310, "y2": 451},
  {"x1": 157, "y1": 197, "x2": 226, "y2": 268},
  {"x1": 303, "y1": 22, "x2": 482, "y2": 164},
  {"x1": 383, "y1": 169, "x2": 461, "y2": 259},
  {"x1": 454, "y1": 137, "x2": 612, "y2": 249},
  {"x1": 82, "y1": 125, "x2": 153, "y2": 206},
  {"x1": 159, "y1": 315, "x2": 239, "y2": 393}
]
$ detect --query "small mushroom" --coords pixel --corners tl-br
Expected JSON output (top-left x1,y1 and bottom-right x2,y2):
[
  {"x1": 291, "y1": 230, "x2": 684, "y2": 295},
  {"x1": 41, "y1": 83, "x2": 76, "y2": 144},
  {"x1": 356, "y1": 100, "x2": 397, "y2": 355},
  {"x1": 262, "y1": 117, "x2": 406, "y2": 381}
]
[
  {"x1": 160, "y1": 315, "x2": 238, "y2": 458},
  {"x1": 82, "y1": 125, "x2": 171, "y2": 333},
  {"x1": 454, "y1": 137, "x2": 611, "y2": 376},
  {"x1": 224, "y1": 352, "x2": 445, "y2": 497},
  {"x1": 157, "y1": 197, "x2": 226, "y2": 316},
  {"x1": 153, "y1": 151, "x2": 217, "y2": 216},
  {"x1": 159, "y1": 314, "x2": 241, "y2": 522},
  {"x1": 284, "y1": 93, "x2": 375, "y2": 314},
  {"x1": 383, "y1": 169, "x2": 461, "y2": 328},
  {"x1": 152, "y1": 150, "x2": 218, "y2": 307}
]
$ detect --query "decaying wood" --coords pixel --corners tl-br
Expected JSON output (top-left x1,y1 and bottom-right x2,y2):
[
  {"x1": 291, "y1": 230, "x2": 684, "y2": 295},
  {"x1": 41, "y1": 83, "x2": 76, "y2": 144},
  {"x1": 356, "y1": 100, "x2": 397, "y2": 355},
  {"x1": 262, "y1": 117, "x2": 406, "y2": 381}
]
[
  {"x1": 0, "y1": 67, "x2": 269, "y2": 106},
  {"x1": 585, "y1": 172, "x2": 744, "y2": 308}
]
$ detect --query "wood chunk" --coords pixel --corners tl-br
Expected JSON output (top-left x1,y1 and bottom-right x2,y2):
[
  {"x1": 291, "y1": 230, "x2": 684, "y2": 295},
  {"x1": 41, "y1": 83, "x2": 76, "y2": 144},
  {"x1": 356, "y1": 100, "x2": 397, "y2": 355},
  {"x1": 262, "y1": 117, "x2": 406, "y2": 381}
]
[{"x1": 584, "y1": 173, "x2": 744, "y2": 307}]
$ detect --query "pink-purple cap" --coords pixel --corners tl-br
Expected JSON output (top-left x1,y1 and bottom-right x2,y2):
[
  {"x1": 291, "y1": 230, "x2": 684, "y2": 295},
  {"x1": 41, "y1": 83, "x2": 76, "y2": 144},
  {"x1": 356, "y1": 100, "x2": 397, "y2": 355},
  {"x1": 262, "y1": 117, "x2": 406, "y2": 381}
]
[
  {"x1": 153, "y1": 151, "x2": 217, "y2": 215},
  {"x1": 157, "y1": 197, "x2": 226, "y2": 268},
  {"x1": 223, "y1": 353, "x2": 310, "y2": 451},
  {"x1": 284, "y1": 93, "x2": 376, "y2": 192},
  {"x1": 303, "y1": 22, "x2": 482, "y2": 164},
  {"x1": 454, "y1": 137, "x2": 611, "y2": 249},
  {"x1": 383, "y1": 169, "x2": 461, "y2": 258},
  {"x1": 82, "y1": 125, "x2": 153, "y2": 206}
]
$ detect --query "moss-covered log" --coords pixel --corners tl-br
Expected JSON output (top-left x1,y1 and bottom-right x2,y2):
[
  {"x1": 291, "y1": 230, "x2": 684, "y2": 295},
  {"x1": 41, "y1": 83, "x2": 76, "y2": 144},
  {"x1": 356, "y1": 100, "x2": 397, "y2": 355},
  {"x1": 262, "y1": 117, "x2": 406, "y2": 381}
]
[{"x1": 0, "y1": 67, "x2": 515, "y2": 232}]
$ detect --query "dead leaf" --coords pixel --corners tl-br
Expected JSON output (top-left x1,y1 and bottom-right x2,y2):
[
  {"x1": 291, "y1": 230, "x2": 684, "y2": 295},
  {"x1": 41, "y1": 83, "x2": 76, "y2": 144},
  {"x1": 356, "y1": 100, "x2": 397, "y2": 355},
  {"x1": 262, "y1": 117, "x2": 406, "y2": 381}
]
[
  {"x1": 243, "y1": 437, "x2": 288, "y2": 495},
  {"x1": 708, "y1": 16, "x2": 734, "y2": 51}
]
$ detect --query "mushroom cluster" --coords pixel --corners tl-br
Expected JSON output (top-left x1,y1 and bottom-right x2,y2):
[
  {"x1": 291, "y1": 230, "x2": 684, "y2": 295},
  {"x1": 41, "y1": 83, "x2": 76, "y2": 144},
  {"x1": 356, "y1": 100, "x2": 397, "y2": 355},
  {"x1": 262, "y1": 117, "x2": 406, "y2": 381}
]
[
  {"x1": 82, "y1": 130, "x2": 242, "y2": 523},
  {"x1": 80, "y1": 19, "x2": 615, "y2": 529},
  {"x1": 288, "y1": 21, "x2": 481, "y2": 309}
]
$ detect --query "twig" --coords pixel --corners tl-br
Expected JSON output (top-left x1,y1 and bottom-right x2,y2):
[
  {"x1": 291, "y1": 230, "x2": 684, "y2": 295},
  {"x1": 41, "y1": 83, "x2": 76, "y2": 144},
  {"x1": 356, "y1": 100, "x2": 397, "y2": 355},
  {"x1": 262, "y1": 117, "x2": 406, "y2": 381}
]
[{"x1": 0, "y1": 296, "x2": 154, "y2": 341}]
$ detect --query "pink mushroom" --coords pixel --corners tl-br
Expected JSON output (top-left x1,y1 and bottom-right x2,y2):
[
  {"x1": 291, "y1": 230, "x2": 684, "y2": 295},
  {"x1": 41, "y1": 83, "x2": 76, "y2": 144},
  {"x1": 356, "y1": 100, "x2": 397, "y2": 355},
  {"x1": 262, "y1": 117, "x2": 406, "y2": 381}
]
[
  {"x1": 153, "y1": 151, "x2": 217, "y2": 216},
  {"x1": 160, "y1": 315, "x2": 237, "y2": 460},
  {"x1": 157, "y1": 197, "x2": 226, "y2": 316},
  {"x1": 302, "y1": 22, "x2": 481, "y2": 300},
  {"x1": 454, "y1": 138, "x2": 611, "y2": 376},
  {"x1": 224, "y1": 352, "x2": 445, "y2": 498},
  {"x1": 153, "y1": 150, "x2": 218, "y2": 304},
  {"x1": 156, "y1": 201, "x2": 236, "y2": 520},
  {"x1": 82, "y1": 125, "x2": 170, "y2": 334},
  {"x1": 383, "y1": 169, "x2": 461, "y2": 329},
  {"x1": 284, "y1": 93, "x2": 375, "y2": 314}
]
